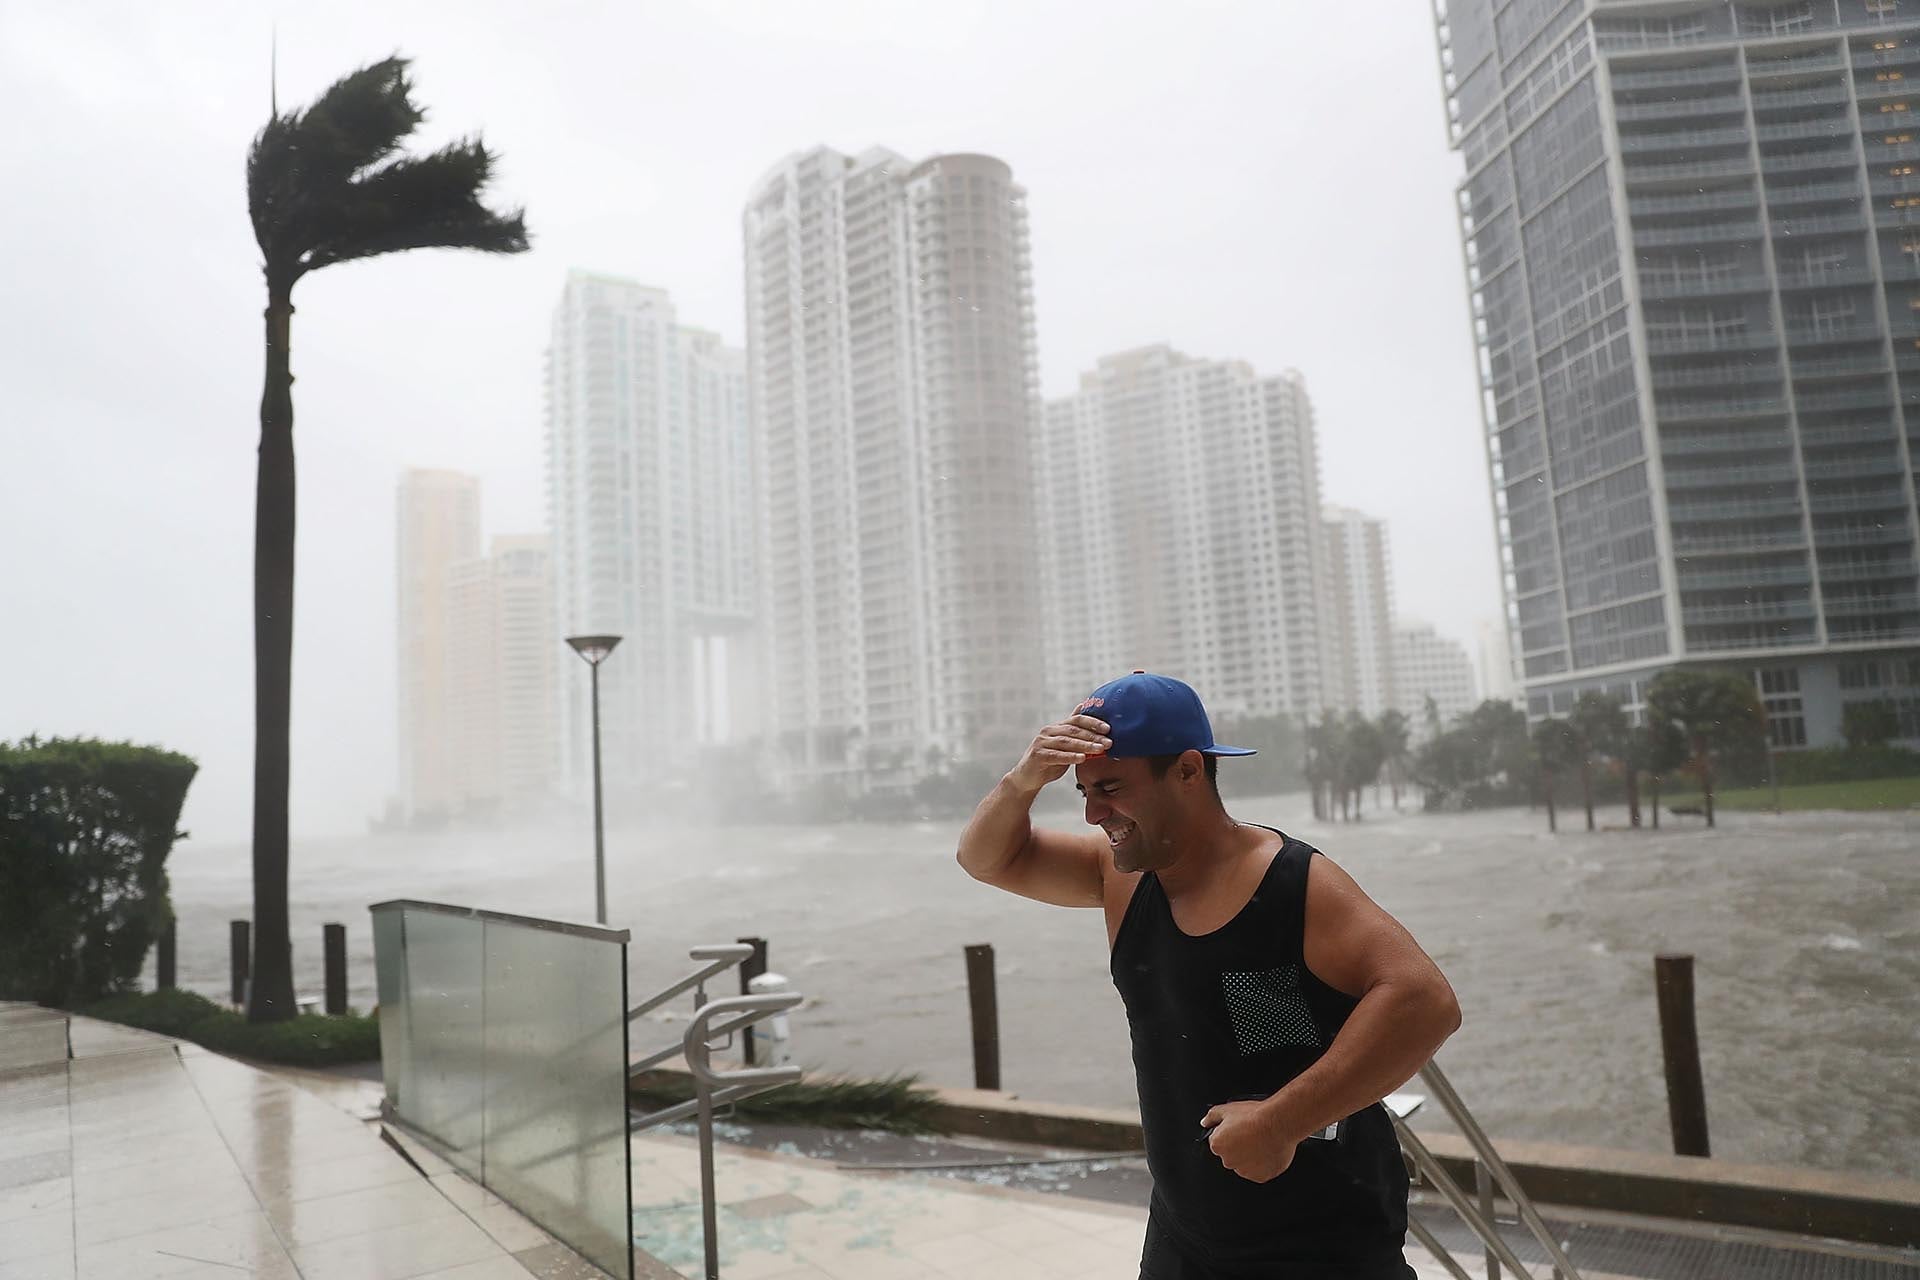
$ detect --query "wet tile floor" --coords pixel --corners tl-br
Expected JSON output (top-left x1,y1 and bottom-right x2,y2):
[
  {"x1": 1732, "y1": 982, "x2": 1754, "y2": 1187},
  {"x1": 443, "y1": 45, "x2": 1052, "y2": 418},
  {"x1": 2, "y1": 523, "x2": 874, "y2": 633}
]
[{"x1": 1, "y1": 1006, "x2": 1522, "y2": 1279}]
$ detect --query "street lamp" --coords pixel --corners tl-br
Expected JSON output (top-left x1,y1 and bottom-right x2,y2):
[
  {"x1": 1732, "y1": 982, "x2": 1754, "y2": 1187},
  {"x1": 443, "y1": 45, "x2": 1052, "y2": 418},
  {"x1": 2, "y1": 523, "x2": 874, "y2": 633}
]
[{"x1": 566, "y1": 634, "x2": 622, "y2": 925}]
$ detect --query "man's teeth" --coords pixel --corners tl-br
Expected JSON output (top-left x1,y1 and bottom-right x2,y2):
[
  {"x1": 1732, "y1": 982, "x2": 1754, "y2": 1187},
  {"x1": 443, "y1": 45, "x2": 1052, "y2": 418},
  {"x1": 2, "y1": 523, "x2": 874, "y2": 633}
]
[{"x1": 1106, "y1": 822, "x2": 1135, "y2": 845}]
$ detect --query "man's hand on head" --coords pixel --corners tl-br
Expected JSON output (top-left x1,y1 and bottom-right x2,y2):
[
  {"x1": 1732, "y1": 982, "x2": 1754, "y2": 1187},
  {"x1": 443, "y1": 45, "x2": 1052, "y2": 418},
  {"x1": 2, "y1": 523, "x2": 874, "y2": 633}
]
[{"x1": 1006, "y1": 714, "x2": 1111, "y2": 792}]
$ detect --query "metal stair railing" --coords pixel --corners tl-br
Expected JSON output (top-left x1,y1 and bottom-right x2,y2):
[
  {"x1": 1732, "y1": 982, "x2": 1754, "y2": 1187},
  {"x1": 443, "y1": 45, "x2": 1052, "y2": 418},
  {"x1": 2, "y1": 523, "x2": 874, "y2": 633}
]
[
  {"x1": 1393, "y1": 1060, "x2": 1585, "y2": 1280},
  {"x1": 626, "y1": 945, "x2": 805, "y2": 1280}
]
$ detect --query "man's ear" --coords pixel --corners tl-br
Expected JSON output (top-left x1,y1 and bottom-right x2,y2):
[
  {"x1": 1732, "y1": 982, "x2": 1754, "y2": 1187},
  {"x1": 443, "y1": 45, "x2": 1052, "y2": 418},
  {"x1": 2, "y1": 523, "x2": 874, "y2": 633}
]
[{"x1": 1179, "y1": 749, "x2": 1205, "y2": 784}]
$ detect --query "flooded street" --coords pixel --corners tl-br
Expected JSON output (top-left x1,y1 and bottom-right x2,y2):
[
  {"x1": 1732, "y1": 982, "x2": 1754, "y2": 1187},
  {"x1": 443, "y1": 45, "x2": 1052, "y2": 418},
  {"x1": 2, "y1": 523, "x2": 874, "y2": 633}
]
[{"x1": 160, "y1": 795, "x2": 1920, "y2": 1179}]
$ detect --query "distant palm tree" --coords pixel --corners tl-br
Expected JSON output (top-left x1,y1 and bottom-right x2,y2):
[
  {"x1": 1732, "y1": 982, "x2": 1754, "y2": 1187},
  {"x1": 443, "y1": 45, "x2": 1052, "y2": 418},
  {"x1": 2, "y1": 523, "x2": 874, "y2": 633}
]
[{"x1": 244, "y1": 56, "x2": 527, "y2": 1020}]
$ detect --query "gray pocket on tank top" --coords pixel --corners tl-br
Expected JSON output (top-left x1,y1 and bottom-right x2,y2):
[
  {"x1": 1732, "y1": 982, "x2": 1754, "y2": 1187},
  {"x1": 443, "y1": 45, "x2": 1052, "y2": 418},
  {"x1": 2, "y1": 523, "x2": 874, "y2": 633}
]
[{"x1": 1220, "y1": 964, "x2": 1322, "y2": 1053}]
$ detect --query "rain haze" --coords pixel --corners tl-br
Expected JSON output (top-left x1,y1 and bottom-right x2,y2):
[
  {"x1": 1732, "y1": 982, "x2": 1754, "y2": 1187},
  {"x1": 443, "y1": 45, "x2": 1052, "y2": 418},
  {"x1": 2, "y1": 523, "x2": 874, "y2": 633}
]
[{"x1": 0, "y1": 1, "x2": 1495, "y2": 843}]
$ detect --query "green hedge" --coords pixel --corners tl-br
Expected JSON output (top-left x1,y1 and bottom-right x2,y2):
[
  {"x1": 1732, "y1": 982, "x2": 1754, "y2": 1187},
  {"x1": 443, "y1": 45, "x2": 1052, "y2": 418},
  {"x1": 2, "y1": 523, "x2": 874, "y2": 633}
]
[
  {"x1": 1766, "y1": 745, "x2": 1920, "y2": 787},
  {"x1": 1, "y1": 738, "x2": 197, "y2": 1006},
  {"x1": 629, "y1": 1070, "x2": 941, "y2": 1134},
  {"x1": 81, "y1": 989, "x2": 381, "y2": 1067}
]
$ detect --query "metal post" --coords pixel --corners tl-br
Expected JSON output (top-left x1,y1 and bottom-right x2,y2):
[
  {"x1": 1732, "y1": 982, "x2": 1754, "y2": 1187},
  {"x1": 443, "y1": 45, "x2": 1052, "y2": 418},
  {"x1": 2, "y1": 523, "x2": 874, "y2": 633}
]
[
  {"x1": 737, "y1": 936, "x2": 768, "y2": 1066},
  {"x1": 964, "y1": 943, "x2": 1001, "y2": 1090},
  {"x1": 697, "y1": 1080, "x2": 720, "y2": 1280},
  {"x1": 323, "y1": 923, "x2": 347, "y2": 1016},
  {"x1": 230, "y1": 919, "x2": 250, "y2": 1006},
  {"x1": 1476, "y1": 1159, "x2": 1500, "y2": 1280},
  {"x1": 1654, "y1": 953, "x2": 1710, "y2": 1157},
  {"x1": 157, "y1": 921, "x2": 176, "y2": 991},
  {"x1": 590, "y1": 660, "x2": 607, "y2": 927}
]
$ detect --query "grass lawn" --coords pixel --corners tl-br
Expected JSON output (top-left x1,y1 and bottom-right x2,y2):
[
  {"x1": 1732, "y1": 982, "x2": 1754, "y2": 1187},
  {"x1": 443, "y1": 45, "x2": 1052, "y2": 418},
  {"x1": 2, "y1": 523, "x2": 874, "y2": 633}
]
[{"x1": 1658, "y1": 775, "x2": 1920, "y2": 813}]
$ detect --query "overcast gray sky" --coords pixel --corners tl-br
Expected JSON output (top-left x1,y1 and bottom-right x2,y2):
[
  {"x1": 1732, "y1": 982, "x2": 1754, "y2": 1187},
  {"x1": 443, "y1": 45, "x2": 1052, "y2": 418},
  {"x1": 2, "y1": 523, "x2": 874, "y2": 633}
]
[{"x1": 0, "y1": 1, "x2": 1499, "y2": 843}]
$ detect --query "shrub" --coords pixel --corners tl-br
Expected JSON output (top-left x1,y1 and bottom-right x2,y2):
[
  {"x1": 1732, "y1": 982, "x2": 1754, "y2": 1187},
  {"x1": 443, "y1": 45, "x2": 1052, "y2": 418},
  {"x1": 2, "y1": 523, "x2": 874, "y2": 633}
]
[
  {"x1": 0, "y1": 737, "x2": 196, "y2": 1006},
  {"x1": 80, "y1": 989, "x2": 381, "y2": 1066},
  {"x1": 630, "y1": 1069, "x2": 941, "y2": 1134}
]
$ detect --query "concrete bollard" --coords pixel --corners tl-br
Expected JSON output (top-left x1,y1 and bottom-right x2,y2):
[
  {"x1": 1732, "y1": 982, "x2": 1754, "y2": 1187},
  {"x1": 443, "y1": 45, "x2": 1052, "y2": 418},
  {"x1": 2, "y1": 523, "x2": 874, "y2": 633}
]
[
  {"x1": 737, "y1": 936, "x2": 768, "y2": 1065},
  {"x1": 747, "y1": 972, "x2": 795, "y2": 1066}
]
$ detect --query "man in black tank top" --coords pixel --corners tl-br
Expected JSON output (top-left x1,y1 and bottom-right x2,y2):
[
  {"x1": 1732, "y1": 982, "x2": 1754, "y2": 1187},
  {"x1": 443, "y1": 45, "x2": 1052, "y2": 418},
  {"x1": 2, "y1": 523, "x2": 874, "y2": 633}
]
[{"x1": 957, "y1": 673, "x2": 1462, "y2": 1279}]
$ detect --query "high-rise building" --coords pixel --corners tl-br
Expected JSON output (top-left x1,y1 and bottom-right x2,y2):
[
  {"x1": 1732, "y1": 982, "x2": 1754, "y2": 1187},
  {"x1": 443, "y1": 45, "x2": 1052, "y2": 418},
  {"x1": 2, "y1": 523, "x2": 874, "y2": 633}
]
[
  {"x1": 1037, "y1": 346, "x2": 1329, "y2": 721},
  {"x1": 1322, "y1": 505, "x2": 1398, "y2": 717},
  {"x1": 545, "y1": 272, "x2": 754, "y2": 792},
  {"x1": 445, "y1": 535, "x2": 559, "y2": 816},
  {"x1": 396, "y1": 469, "x2": 480, "y2": 822},
  {"x1": 1395, "y1": 621, "x2": 1480, "y2": 731},
  {"x1": 1475, "y1": 614, "x2": 1522, "y2": 705},
  {"x1": 744, "y1": 147, "x2": 1044, "y2": 792},
  {"x1": 1435, "y1": 1, "x2": 1920, "y2": 747}
]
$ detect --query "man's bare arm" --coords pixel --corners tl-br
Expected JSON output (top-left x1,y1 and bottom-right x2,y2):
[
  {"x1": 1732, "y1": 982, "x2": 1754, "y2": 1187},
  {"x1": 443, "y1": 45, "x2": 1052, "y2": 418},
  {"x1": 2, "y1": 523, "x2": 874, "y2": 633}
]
[
  {"x1": 956, "y1": 715, "x2": 1112, "y2": 908},
  {"x1": 1256, "y1": 853, "x2": 1461, "y2": 1142}
]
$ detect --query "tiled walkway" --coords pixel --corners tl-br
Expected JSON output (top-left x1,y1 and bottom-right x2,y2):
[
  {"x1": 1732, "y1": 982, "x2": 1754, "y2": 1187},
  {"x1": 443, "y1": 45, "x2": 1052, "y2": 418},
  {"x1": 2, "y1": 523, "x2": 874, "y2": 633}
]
[
  {"x1": 0, "y1": 1005, "x2": 590, "y2": 1280},
  {"x1": 0, "y1": 1005, "x2": 1537, "y2": 1279}
]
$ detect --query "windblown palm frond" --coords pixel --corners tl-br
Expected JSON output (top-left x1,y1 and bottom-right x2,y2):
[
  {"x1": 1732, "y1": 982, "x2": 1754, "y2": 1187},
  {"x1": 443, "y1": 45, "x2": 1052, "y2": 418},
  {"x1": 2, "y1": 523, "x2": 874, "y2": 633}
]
[{"x1": 246, "y1": 55, "x2": 526, "y2": 289}]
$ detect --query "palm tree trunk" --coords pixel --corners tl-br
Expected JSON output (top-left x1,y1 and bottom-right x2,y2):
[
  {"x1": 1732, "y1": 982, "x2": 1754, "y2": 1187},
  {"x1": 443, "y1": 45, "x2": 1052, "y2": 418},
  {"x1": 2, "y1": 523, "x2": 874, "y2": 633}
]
[
  {"x1": 1544, "y1": 770, "x2": 1557, "y2": 833},
  {"x1": 249, "y1": 290, "x2": 298, "y2": 1023},
  {"x1": 1651, "y1": 775, "x2": 1662, "y2": 829},
  {"x1": 1626, "y1": 769, "x2": 1642, "y2": 828},
  {"x1": 1581, "y1": 760, "x2": 1595, "y2": 832}
]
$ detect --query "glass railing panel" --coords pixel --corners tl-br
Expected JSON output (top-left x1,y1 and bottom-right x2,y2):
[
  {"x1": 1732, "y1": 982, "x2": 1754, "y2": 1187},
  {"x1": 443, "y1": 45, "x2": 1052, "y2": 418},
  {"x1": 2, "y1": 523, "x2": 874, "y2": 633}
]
[
  {"x1": 479, "y1": 917, "x2": 631, "y2": 1279},
  {"x1": 393, "y1": 907, "x2": 486, "y2": 1177},
  {"x1": 371, "y1": 904, "x2": 411, "y2": 1119}
]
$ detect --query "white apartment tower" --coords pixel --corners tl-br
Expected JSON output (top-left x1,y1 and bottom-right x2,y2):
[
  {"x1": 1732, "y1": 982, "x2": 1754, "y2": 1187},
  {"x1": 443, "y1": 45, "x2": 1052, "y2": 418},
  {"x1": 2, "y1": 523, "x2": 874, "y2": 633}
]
[
  {"x1": 1037, "y1": 346, "x2": 1330, "y2": 721},
  {"x1": 743, "y1": 147, "x2": 1045, "y2": 792},
  {"x1": 545, "y1": 272, "x2": 754, "y2": 792},
  {"x1": 1395, "y1": 621, "x2": 1480, "y2": 732},
  {"x1": 445, "y1": 535, "x2": 559, "y2": 815},
  {"x1": 396, "y1": 469, "x2": 481, "y2": 822},
  {"x1": 1322, "y1": 506, "x2": 1398, "y2": 717}
]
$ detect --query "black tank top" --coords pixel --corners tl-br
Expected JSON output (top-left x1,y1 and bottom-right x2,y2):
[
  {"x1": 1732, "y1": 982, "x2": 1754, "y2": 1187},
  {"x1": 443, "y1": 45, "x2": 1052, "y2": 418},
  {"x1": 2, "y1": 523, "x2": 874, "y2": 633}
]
[{"x1": 1110, "y1": 832, "x2": 1414, "y2": 1277}]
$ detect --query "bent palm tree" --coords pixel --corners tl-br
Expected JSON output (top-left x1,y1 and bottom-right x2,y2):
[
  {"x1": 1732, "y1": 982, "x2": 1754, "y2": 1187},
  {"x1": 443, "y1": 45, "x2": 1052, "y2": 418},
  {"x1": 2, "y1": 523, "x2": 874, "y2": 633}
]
[{"x1": 245, "y1": 57, "x2": 527, "y2": 1020}]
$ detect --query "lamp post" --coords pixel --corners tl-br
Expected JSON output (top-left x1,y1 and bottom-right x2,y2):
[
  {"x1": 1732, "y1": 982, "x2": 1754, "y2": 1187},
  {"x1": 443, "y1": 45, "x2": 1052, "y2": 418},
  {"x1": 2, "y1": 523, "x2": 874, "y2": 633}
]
[{"x1": 566, "y1": 634, "x2": 622, "y2": 925}]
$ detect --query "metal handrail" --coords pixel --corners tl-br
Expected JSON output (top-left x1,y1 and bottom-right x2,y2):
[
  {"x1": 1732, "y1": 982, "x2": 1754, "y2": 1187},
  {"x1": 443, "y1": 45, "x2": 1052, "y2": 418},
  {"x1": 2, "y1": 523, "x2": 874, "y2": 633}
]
[
  {"x1": 624, "y1": 948, "x2": 806, "y2": 1280},
  {"x1": 1395, "y1": 1060, "x2": 1586, "y2": 1280}
]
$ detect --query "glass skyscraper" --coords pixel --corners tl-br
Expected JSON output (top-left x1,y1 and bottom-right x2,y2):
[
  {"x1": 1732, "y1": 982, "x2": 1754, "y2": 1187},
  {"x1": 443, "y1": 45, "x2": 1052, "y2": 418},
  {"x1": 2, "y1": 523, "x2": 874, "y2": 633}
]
[{"x1": 1437, "y1": 0, "x2": 1920, "y2": 746}]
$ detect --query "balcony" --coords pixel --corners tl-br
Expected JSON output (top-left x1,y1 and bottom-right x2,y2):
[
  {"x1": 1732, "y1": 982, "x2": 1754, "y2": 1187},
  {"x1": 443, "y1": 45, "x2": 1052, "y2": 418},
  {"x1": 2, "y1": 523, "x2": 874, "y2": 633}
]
[
  {"x1": 1661, "y1": 429, "x2": 1795, "y2": 455},
  {"x1": 1668, "y1": 495, "x2": 1807, "y2": 520},
  {"x1": 1650, "y1": 360, "x2": 1782, "y2": 387},
  {"x1": 1625, "y1": 154, "x2": 1756, "y2": 183},
  {"x1": 1630, "y1": 188, "x2": 1760, "y2": 216},
  {"x1": 1677, "y1": 565, "x2": 1814, "y2": 589},
  {"x1": 1640, "y1": 272, "x2": 1773, "y2": 298},
  {"x1": 1635, "y1": 220, "x2": 1766, "y2": 245},
  {"x1": 1621, "y1": 125, "x2": 1753, "y2": 153},
  {"x1": 1756, "y1": 118, "x2": 1858, "y2": 145},
  {"x1": 1614, "y1": 95, "x2": 1746, "y2": 123},
  {"x1": 1663, "y1": 462, "x2": 1802, "y2": 487},
  {"x1": 1790, "y1": 351, "x2": 1890, "y2": 376},
  {"x1": 1800, "y1": 421, "x2": 1900, "y2": 445},
  {"x1": 1805, "y1": 453, "x2": 1910, "y2": 479},
  {"x1": 1808, "y1": 488, "x2": 1914, "y2": 512},
  {"x1": 1767, "y1": 178, "x2": 1867, "y2": 205},
  {"x1": 1748, "y1": 53, "x2": 1848, "y2": 80},
  {"x1": 1825, "y1": 591, "x2": 1920, "y2": 614},
  {"x1": 1672, "y1": 528, "x2": 1809, "y2": 553},
  {"x1": 1857, "y1": 76, "x2": 1919, "y2": 102},
  {"x1": 1771, "y1": 211, "x2": 1870, "y2": 236},
  {"x1": 1680, "y1": 599, "x2": 1819, "y2": 623},
  {"x1": 1796, "y1": 384, "x2": 1895, "y2": 409},
  {"x1": 1657, "y1": 395, "x2": 1790, "y2": 421},
  {"x1": 1856, "y1": 44, "x2": 1920, "y2": 71},
  {"x1": 1647, "y1": 329, "x2": 1779, "y2": 355},
  {"x1": 1815, "y1": 522, "x2": 1915, "y2": 545},
  {"x1": 1750, "y1": 84, "x2": 1854, "y2": 112},
  {"x1": 1820, "y1": 559, "x2": 1919, "y2": 581},
  {"x1": 1758, "y1": 146, "x2": 1850, "y2": 173},
  {"x1": 1612, "y1": 63, "x2": 1743, "y2": 92},
  {"x1": 1785, "y1": 321, "x2": 1884, "y2": 346},
  {"x1": 1778, "y1": 267, "x2": 1877, "y2": 288}
]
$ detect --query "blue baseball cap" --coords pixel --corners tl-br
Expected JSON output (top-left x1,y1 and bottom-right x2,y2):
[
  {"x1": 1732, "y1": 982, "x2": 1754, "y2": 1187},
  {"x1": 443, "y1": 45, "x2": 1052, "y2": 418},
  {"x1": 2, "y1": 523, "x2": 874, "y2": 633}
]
[{"x1": 1072, "y1": 672, "x2": 1256, "y2": 759}]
